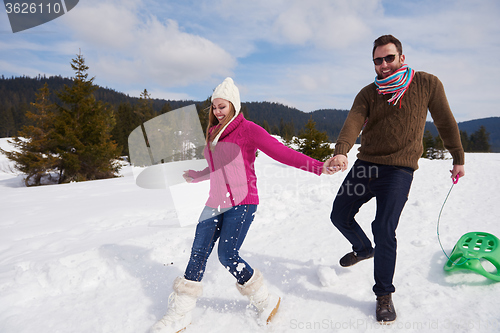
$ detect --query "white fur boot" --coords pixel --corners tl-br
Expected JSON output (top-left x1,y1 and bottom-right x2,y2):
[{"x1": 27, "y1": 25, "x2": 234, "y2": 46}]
[
  {"x1": 236, "y1": 269, "x2": 281, "y2": 325},
  {"x1": 150, "y1": 277, "x2": 203, "y2": 333}
]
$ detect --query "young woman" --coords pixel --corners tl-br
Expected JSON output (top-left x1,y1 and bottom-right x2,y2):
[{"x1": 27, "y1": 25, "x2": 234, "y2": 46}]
[{"x1": 151, "y1": 77, "x2": 333, "y2": 333}]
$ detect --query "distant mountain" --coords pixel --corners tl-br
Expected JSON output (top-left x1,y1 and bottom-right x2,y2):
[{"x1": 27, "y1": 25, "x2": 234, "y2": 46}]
[
  {"x1": 243, "y1": 102, "x2": 348, "y2": 142},
  {"x1": 457, "y1": 118, "x2": 500, "y2": 152},
  {"x1": 425, "y1": 117, "x2": 500, "y2": 152},
  {"x1": 0, "y1": 75, "x2": 498, "y2": 152},
  {"x1": 0, "y1": 75, "x2": 197, "y2": 138}
]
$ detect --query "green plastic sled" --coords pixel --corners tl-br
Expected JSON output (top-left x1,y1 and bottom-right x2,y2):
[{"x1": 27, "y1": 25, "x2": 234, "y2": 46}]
[{"x1": 443, "y1": 232, "x2": 500, "y2": 282}]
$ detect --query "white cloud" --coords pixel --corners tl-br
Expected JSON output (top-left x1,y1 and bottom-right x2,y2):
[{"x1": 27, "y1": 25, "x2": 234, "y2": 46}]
[
  {"x1": 2, "y1": 0, "x2": 499, "y2": 121},
  {"x1": 62, "y1": 1, "x2": 139, "y2": 50},
  {"x1": 60, "y1": 0, "x2": 236, "y2": 88},
  {"x1": 271, "y1": 0, "x2": 381, "y2": 49}
]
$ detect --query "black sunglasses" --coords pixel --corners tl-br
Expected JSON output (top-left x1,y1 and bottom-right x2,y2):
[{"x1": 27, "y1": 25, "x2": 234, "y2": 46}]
[{"x1": 373, "y1": 54, "x2": 397, "y2": 66}]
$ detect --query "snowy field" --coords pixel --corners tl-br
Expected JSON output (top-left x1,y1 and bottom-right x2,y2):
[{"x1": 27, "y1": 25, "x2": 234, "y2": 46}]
[{"x1": 1, "y1": 137, "x2": 499, "y2": 333}]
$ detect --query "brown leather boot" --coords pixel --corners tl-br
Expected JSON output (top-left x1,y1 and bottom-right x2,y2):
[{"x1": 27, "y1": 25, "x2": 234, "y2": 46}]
[
  {"x1": 339, "y1": 251, "x2": 374, "y2": 267},
  {"x1": 376, "y1": 294, "x2": 396, "y2": 324}
]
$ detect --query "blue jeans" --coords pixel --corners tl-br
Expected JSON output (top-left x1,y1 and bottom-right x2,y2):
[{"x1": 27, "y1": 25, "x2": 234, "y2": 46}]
[
  {"x1": 184, "y1": 205, "x2": 257, "y2": 284},
  {"x1": 330, "y1": 159, "x2": 414, "y2": 296}
]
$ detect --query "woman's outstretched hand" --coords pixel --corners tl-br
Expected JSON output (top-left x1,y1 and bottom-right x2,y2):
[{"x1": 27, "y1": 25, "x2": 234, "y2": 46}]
[{"x1": 183, "y1": 170, "x2": 194, "y2": 183}]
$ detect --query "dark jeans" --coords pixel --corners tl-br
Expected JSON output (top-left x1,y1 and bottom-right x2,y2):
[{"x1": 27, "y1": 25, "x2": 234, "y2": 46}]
[
  {"x1": 330, "y1": 159, "x2": 414, "y2": 295},
  {"x1": 184, "y1": 205, "x2": 257, "y2": 284}
]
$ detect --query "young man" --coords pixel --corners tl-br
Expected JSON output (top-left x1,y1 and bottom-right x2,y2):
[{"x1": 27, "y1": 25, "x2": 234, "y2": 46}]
[{"x1": 327, "y1": 35, "x2": 465, "y2": 323}]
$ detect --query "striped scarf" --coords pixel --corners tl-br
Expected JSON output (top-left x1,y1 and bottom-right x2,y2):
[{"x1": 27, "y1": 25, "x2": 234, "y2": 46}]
[{"x1": 374, "y1": 64, "x2": 415, "y2": 107}]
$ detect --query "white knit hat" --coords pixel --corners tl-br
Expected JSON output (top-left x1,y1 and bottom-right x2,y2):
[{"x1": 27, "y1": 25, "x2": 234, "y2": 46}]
[
  {"x1": 211, "y1": 77, "x2": 241, "y2": 113},
  {"x1": 210, "y1": 77, "x2": 241, "y2": 146}
]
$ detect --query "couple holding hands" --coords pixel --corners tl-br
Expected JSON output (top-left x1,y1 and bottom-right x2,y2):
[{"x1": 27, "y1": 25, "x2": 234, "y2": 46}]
[{"x1": 150, "y1": 35, "x2": 465, "y2": 332}]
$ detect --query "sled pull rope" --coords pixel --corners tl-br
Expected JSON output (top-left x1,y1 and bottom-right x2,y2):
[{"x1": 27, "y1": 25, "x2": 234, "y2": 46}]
[{"x1": 436, "y1": 175, "x2": 475, "y2": 266}]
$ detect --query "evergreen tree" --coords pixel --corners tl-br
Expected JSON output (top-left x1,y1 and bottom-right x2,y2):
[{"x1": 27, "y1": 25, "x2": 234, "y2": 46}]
[
  {"x1": 240, "y1": 104, "x2": 249, "y2": 119},
  {"x1": 131, "y1": 89, "x2": 156, "y2": 163},
  {"x1": 135, "y1": 89, "x2": 155, "y2": 122},
  {"x1": 196, "y1": 96, "x2": 211, "y2": 137},
  {"x1": 422, "y1": 130, "x2": 447, "y2": 160},
  {"x1": 160, "y1": 102, "x2": 172, "y2": 115},
  {"x1": 262, "y1": 120, "x2": 271, "y2": 133},
  {"x1": 469, "y1": 126, "x2": 490, "y2": 152},
  {"x1": 422, "y1": 130, "x2": 434, "y2": 159},
  {"x1": 271, "y1": 124, "x2": 280, "y2": 137},
  {"x1": 459, "y1": 130, "x2": 469, "y2": 152},
  {"x1": 51, "y1": 51, "x2": 122, "y2": 183},
  {"x1": 112, "y1": 102, "x2": 139, "y2": 158},
  {"x1": 0, "y1": 83, "x2": 59, "y2": 185},
  {"x1": 292, "y1": 117, "x2": 334, "y2": 161},
  {"x1": 433, "y1": 135, "x2": 446, "y2": 160},
  {"x1": 279, "y1": 118, "x2": 295, "y2": 142},
  {"x1": 0, "y1": 106, "x2": 16, "y2": 137}
]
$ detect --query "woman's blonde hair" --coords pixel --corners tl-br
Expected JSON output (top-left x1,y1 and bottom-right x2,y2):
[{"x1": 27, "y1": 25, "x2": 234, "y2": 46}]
[{"x1": 206, "y1": 101, "x2": 236, "y2": 144}]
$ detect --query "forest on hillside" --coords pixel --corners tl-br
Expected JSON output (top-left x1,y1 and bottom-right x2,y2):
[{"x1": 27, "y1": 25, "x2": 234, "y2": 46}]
[
  {"x1": 0, "y1": 75, "x2": 348, "y2": 152},
  {"x1": 0, "y1": 75, "x2": 498, "y2": 153}
]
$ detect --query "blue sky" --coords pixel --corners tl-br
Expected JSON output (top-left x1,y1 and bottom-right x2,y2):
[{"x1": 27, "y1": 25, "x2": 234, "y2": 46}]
[{"x1": 1, "y1": 0, "x2": 499, "y2": 122}]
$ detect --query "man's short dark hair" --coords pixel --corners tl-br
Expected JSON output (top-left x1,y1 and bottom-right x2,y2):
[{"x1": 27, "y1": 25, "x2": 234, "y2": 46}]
[{"x1": 373, "y1": 35, "x2": 403, "y2": 57}]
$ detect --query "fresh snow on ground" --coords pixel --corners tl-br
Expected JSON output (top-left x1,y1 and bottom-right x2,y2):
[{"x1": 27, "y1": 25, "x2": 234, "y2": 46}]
[{"x1": 1, "y1": 137, "x2": 499, "y2": 333}]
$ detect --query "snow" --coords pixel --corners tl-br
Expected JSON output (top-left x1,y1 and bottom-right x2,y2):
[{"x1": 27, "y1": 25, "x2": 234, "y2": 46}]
[{"x1": 1, "y1": 137, "x2": 500, "y2": 333}]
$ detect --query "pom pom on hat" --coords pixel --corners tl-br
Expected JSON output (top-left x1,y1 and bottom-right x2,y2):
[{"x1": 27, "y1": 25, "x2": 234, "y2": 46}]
[{"x1": 211, "y1": 77, "x2": 241, "y2": 114}]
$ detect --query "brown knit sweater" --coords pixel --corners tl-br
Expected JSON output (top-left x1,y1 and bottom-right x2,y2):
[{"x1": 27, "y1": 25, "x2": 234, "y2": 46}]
[{"x1": 334, "y1": 71, "x2": 465, "y2": 170}]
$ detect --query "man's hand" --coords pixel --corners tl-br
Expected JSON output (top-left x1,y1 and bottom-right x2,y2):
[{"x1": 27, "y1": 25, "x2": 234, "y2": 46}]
[
  {"x1": 450, "y1": 165, "x2": 465, "y2": 182},
  {"x1": 324, "y1": 154, "x2": 349, "y2": 174}
]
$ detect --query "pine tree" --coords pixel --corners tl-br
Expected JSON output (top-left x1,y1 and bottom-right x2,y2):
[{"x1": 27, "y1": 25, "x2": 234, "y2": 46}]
[
  {"x1": 240, "y1": 104, "x2": 249, "y2": 119},
  {"x1": 52, "y1": 51, "x2": 122, "y2": 183},
  {"x1": 194, "y1": 97, "x2": 211, "y2": 159},
  {"x1": 279, "y1": 118, "x2": 295, "y2": 142},
  {"x1": 469, "y1": 126, "x2": 490, "y2": 152},
  {"x1": 271, "y1": 124, "x2": 280, "y2": 137},
  {"x1": 262, "y1": 120, "x2": 271, "y2": 133},
  {"x1": 0, "y1": 83, "x2": 59, "y2": 185},
  {"x1": 196, "y1": 96, "x2": 211, "y2": 138},
  {"x1": 422, "y1": 130, "x2": 447, "y2": 160},
  {"x1": 434, "y1": 135, "x2": 445, "y2": 159},
  {"x1": 422, "y1": 130, "x2": 434, "y2": 159},
  {"x1": 160, "y1": 102, "x2": 172, "y2": 115},
  {"x1": 0, "y1": 106, "x2": 16, "y2": 137},
  {"x1": 293, "y1": 117, "x2": 334, "y2": 161},
  {"x1": 135, "y1": 89, "x2": 155, "y2": 122},
  {"x1": 459, "y1": 130, "x2": 469, "y2": 152},
  {"x1": 112, "y1": 102, "x2": 140, "y2": 158}
]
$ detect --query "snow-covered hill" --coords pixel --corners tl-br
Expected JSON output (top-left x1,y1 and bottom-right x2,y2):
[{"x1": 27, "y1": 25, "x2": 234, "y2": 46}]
[{"x1": 1, "y1": 138, "x2": 499, "y2": 333}]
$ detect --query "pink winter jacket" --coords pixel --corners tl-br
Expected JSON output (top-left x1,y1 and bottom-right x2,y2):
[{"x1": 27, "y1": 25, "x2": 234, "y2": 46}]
[{"x1": 188, "y1": 114, "x2": 324, "y2": 208}]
